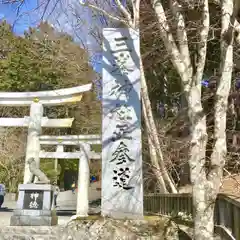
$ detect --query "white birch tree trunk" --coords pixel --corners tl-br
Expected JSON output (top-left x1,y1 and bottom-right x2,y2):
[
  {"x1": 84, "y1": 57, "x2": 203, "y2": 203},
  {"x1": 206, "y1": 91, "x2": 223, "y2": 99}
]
[
  {"x1": 152, "y1": 0, "x2": 235, "y2": 238},
  {"x1": 192, "y1": 1, "x2": 234, "y2": 237},
  {"x1": 196, "y1": 1, "x2": 234, "y2": 239},
  {"x1": 188, "y1": 87, "x2": 209, "y2": 239}
]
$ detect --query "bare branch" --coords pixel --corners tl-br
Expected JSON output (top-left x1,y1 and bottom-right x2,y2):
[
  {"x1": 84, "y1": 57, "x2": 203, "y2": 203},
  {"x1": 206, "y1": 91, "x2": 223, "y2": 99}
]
[
  {"x1": 179, "y1": 0, "x2": 240, "y2": 45},
  {"x1": 152, "y1": 0, "x2": 192, "y2": 86},
  {"x1": 236, "y1": 21, "x2": 240, "y2": 44},
  {"x1": 210, "y1": 0, "x2": 240, "y2": 45},
  {"x1": 114, "y1": 0, "x2": 133, "y2": 24},
  {"x1": 208, "y1": 0, "x2": 234, "y2": 187},
  {"x1": 78, "y1": 0, "x2": 132, "y2": 27},
  {"x1": 194, "y1": 0, "x2": 209, "y2": 84},
  {"x1": 170, "y1": 0, "x2": 191, "y2": 67},
  {"x1": 132, "y1": 0, "x2": 141, "y2": 28},
  {"x1": 142, "y1": 99, "x2": 168, "y2": 193}
]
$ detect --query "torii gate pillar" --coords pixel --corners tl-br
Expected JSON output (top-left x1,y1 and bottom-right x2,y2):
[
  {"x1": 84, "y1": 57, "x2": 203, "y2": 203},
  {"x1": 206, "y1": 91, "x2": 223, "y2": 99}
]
[
  {"x1": 76, "y1": 144, "x2": 91, "y2": 217},
  {"x1": 24, "y1": 102, "x2": 43, "y2": 183}
]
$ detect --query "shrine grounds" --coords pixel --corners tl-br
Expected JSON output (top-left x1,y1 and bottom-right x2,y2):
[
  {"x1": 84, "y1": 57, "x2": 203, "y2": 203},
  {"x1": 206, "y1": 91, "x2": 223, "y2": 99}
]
[
  {"x1": 0, "y1": 186, "x2": 101, "y2": 225},
  {"x1": 0, "y1": 199, "x2": 73, "y2": 227},
  {"x1": 0, "y1": 198, "x2": 171, "y2": 240}
]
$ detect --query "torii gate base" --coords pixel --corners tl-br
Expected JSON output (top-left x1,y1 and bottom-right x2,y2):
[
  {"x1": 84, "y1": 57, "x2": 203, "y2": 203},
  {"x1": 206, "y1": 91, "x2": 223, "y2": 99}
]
[{"x1": 10, "y1": 184, "x2": 58, "y2": 226}]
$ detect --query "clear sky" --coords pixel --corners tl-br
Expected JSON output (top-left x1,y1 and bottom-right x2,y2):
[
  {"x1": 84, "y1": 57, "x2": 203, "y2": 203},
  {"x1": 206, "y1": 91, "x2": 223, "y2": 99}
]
[
  {"x1": 0, "y1": 0, "x2": 40, "y2": 35},
  {"x1": 0, "y1": 0, "x2": 112, "y2": 73}
]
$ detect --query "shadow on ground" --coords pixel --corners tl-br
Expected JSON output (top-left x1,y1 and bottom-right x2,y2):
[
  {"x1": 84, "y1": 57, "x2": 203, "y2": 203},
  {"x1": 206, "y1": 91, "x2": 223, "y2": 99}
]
[
  {"x1": 0, "y1": 207, "x2": 100, "y2": 217},
  {"x1": 0, "y1": 208, "x2": 13, "y2": 212}
]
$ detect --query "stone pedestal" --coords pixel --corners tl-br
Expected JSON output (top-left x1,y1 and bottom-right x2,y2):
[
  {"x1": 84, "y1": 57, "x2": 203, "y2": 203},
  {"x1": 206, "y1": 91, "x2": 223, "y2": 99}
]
[{"x1": 10, "y1": 184, "x2": 58, "y2": 226}]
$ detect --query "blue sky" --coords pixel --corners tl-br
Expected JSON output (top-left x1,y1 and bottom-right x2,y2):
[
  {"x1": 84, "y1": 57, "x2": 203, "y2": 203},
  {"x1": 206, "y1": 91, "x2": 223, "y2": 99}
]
[
  {"x1": 0, "y1": 0, "x2": 115, "y2": 73},
  {"x1": 0, "y1": 0, "x2": 39, "y2": 34}
]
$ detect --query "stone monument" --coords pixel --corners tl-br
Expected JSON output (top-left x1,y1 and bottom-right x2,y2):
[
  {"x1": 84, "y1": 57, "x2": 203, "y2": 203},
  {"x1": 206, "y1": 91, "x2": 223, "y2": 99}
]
[
  {"x1": 10, "y1": 158, "x2": 58, "y2": 226},
  {"x1": 101, "y1": 28, "x2": 143, "y2": 219}
]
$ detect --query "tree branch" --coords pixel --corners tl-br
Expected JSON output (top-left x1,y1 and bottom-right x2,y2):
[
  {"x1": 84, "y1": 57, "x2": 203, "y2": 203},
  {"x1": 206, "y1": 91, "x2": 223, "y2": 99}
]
[
  {"x1": 235, "y1": 20, "x2": 240, "y2": 44},
  {"x1": 114, "y1": 0, "x2": 133, "y2": 25},
  {"x1": 132, "y1": 0, "x2": 141, "y2": 28},
  {"x1": 78, "y1": 0, "x2": 132, "y2": 27},
  {"x1": 194, "y1": 0, "x2": 209, "y2": 84},
  {"x1": 209, "y1": 0, "x2": 240, "y2": 45},
  {"x1": 179, "y1": 0, "x2": 240, "y2": 45},
  {"x1": 152, "y1": 0, "x2": 192, "y2": 87},
  {"x1": 208, "y1": 0, "x2": 234, "y2": 185},
  {"x1": 208, "y1": 0, "x2": 240, "y2": 45},
  {"x1": 170, "y1": 0, "x2": 191, "y2": 68}
]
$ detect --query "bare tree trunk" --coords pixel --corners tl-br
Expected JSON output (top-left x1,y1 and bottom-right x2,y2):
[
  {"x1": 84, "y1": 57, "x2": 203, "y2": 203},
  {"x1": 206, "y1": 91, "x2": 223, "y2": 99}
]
[
  {"x1": 151, "y1": 0, "x2": 233, "y2": 238},
  {"x1": 195, "y1": 1, "x2": 234, "y2": 239},
  {"x1": 187, "y1": 2, "x2": 212, "y2": 238},
  {"x1": 187, "y1": 86, "x2": 209, "y2": 239},
  {"x1": 140, "y1": 58, "x2": 177, "y2": 193},
  {"x1": 142, "y1": 101, "x2": 167, "y2": 193},
  {"x1": 187, "y1": 0, "x2": 234, "y2": 239}
]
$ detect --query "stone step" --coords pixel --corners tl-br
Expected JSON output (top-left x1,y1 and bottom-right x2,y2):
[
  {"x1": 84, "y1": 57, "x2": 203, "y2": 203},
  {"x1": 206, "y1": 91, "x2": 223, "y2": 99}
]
[
  {"x1": 0, "y1": 227, "x2": 66, "y2": 240},
  {"x1": 0, "y1": 234, "x2": 59, "y2": 240},
  {"x1": 0, "y1": 226, "x2": 60, "y2": 234}
]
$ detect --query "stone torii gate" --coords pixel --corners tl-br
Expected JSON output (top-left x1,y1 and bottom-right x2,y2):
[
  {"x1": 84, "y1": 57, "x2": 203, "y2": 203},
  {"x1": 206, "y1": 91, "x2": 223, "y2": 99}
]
[
  {"x1": 0, "y1": 84, "x2": 92, "y2": 183},
  {"x1": 39, "y1": 135, "x2": 101, "y2": 217}
]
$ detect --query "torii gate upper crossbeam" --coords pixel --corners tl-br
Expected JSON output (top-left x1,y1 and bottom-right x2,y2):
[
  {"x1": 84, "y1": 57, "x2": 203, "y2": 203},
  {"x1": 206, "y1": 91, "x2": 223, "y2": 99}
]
[{"x1": 0, "y1": 84, "x2": 92, "y2": 106}]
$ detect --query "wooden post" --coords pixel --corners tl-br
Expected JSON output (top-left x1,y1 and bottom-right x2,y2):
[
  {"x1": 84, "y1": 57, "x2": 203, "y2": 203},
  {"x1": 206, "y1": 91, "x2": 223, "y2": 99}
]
[
  {"x1": 218, "y1": 198, "x2": 225, "y2": 226},
  {"x1": 233, "y1": 206, "x2": 240, "y2": 240}
]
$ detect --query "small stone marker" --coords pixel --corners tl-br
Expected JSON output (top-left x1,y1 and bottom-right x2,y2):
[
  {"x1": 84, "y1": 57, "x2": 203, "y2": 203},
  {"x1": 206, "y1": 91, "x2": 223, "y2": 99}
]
[
  {"x1": 10, "y1": 184, "x2": 58, "y2": 226},
  {"x1": 23, "y1": 190, "x2": 44, "y2": 210}
]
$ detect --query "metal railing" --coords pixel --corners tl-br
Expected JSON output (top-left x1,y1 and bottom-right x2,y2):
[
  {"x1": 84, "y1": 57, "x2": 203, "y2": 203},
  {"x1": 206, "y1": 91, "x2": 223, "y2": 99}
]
[{"x1": 144, "y1": 193, "x2": 240, "y2": 240}]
